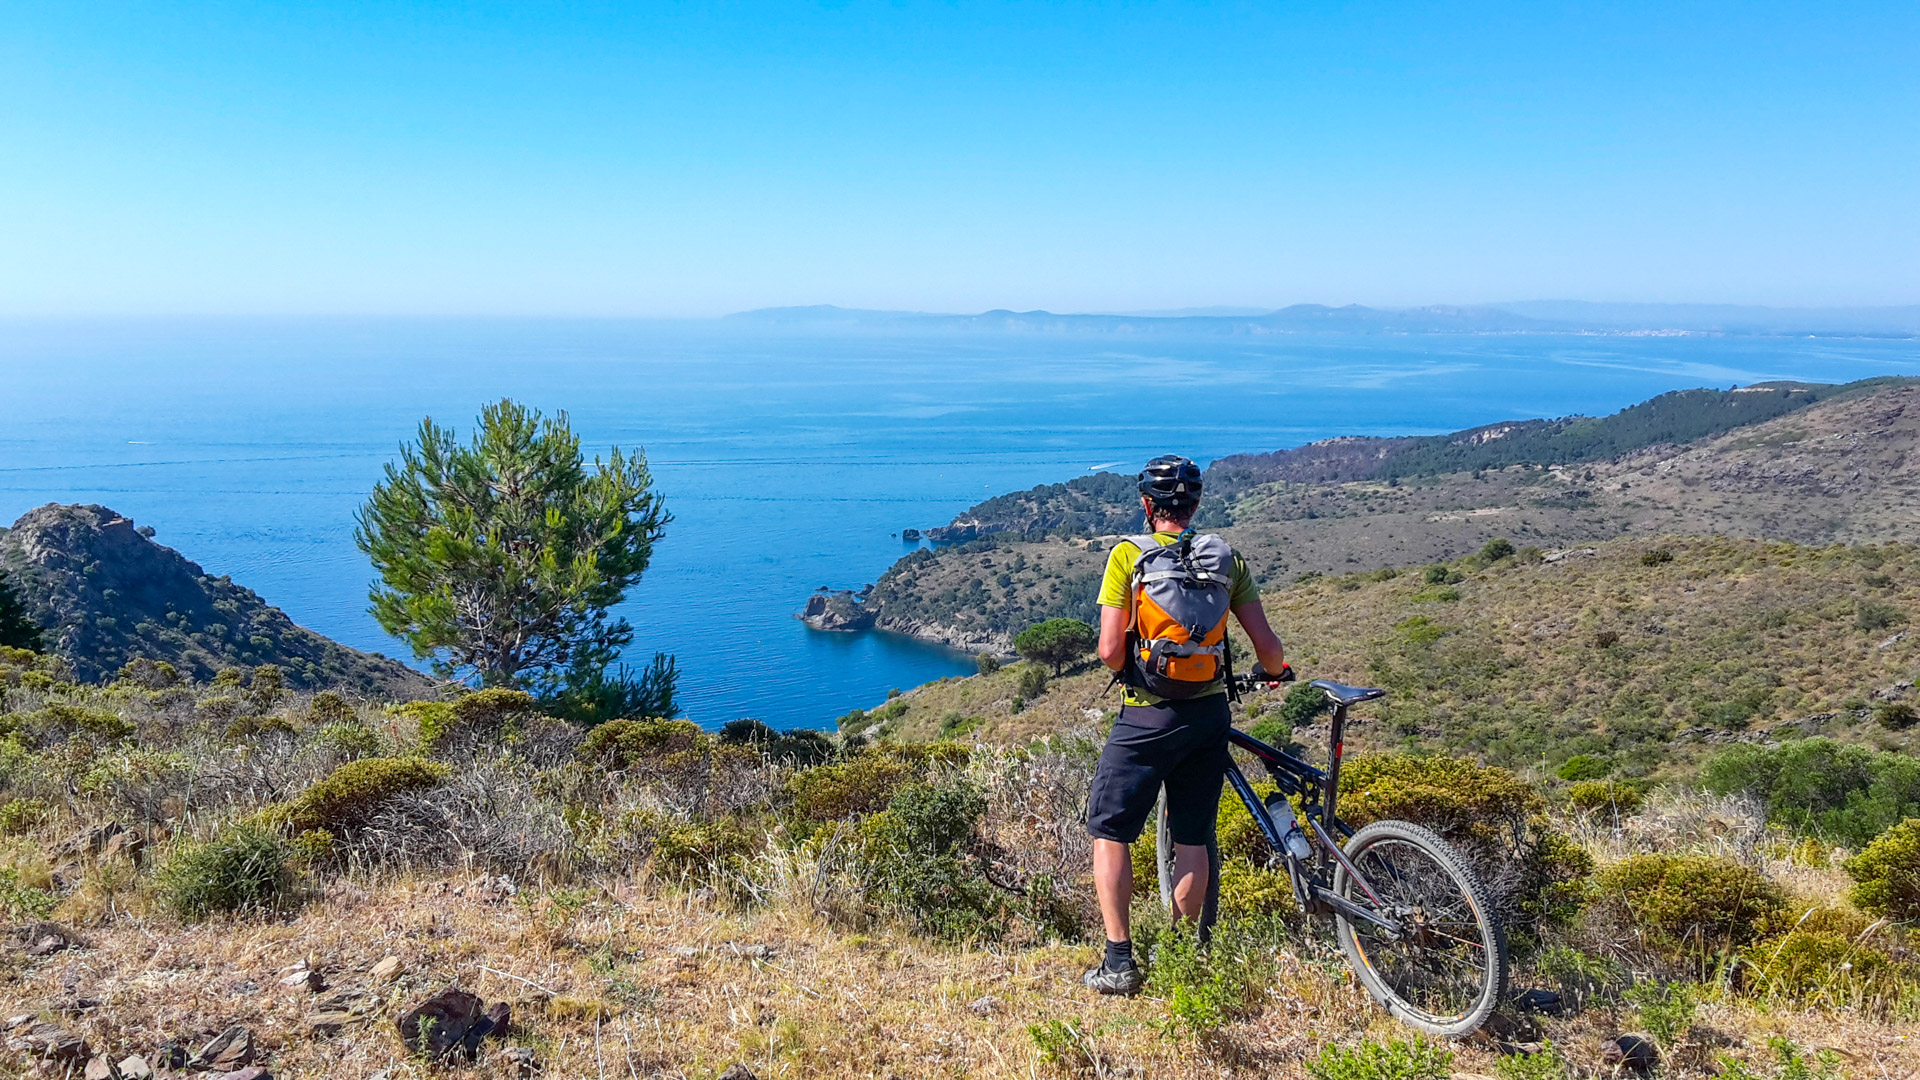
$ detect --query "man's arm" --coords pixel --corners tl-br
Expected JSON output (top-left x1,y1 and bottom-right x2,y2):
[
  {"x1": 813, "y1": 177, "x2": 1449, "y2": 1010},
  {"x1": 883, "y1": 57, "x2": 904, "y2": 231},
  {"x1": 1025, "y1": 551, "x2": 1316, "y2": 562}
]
[
  {"x1": 1231, "y1": 601, "x2": 1286, "y2": 674},
  {"x1": 1098, "y1": 604, "x2": 1129, "y2": 670}
]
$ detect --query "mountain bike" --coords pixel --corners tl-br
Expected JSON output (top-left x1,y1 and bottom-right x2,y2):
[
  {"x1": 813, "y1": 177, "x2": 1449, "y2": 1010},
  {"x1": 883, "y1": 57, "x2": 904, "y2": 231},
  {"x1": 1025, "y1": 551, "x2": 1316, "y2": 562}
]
[{"x1": 1152, "y1": 667, "x2": 1510, "y2": 1037}]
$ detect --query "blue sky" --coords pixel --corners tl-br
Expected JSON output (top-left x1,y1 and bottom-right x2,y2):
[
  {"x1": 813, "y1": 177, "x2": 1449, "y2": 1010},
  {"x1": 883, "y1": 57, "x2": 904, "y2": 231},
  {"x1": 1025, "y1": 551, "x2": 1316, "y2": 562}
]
[{"x1": 3, "y1": 2, "x2": 1915, "y2": 315}]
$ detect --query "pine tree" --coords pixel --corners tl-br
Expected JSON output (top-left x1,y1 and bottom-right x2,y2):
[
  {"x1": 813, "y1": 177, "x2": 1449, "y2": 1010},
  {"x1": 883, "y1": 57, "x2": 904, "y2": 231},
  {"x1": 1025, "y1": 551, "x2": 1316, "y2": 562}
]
[
  {"x1": 355, "y1": 400, "x2": 672, "y2": 705},
  {"x1": 0, "y1": 570, "x2": 42, "y2": 650}
]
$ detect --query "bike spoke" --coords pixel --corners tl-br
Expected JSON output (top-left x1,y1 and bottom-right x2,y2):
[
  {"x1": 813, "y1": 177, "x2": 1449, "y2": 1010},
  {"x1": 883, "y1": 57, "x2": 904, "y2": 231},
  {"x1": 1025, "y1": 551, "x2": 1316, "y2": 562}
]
[{"x1": 1342, "y1": 838, "x2": 1492, "y2": 1023}]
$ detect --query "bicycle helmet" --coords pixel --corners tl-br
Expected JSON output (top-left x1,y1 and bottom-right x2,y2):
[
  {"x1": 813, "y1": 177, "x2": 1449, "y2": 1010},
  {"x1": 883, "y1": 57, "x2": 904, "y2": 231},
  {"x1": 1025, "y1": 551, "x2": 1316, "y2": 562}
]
[{"x1": 1137, "y1": 454, "x2": 1202, "y2": 512}]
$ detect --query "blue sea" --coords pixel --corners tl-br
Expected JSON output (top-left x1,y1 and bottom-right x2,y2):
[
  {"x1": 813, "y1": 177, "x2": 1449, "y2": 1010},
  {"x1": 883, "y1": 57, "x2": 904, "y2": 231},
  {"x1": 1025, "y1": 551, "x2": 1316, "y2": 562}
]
[{"x1": 2, "y1": 320, "x2": 1917, "y2": 729}]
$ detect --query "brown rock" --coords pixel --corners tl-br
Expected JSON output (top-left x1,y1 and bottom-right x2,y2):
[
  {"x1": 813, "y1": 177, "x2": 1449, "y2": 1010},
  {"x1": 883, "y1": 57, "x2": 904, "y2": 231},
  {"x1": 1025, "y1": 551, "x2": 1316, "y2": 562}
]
[
  {"x1": 54, "y1": 822, "x2": 126, "y2": 858},
  {"x1": 1602, "y1": 1033, "x2": 1659, "y2": 1075},
  {"x1": 215, "y1": 1068, "x2": 273, "y2": 1080},
  {"x1": 190, "y1": 1025, "x2": 255, "y2": 1071},
  {"x1": 83, "y1": 1054, "x2": 120, "y2": 1080},
  {"x1": 718, "y1": 1067, "x2": 759, "y2": 1080},
  {"x1": 395, "y1": 987, "x2": 500, "y2": 1061},
  {"x1": 369, "y1": 955, "x2": 403, "y2": 982},
  {"x1": 9, "y1": 921, "x2": 88, "y2": 957},
  {"x1": 99, "y1": 827, "x2": 144, "y2": 863},
  {"x1": 11, "y1": 1020, "x2": 90, "y2": 1064},
  {"x1": 117, "y1": 1056, "x2": 152, "y2": 1080}
]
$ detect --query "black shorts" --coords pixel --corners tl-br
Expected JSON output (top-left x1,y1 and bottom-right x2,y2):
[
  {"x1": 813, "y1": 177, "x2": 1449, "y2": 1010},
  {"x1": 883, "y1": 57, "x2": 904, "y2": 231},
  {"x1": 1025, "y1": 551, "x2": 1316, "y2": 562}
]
[{"x1": 1086, "y1": 694, "x2": 1231, "y2": 847}]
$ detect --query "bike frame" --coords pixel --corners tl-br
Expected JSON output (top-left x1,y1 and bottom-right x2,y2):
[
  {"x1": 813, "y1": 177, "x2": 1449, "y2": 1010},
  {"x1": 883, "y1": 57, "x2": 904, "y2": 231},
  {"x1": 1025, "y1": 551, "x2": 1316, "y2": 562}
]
[{"x1": 1215, "y1": 700, "x2": 1405, "y2": 936}]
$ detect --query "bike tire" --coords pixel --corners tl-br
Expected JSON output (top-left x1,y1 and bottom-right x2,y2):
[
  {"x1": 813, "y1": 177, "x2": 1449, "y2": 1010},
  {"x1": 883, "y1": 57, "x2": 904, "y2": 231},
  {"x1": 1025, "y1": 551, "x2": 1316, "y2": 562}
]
[
  {"x1": 1154, "y1": 787, "x2": 1220, "y2": 934},
  {"x1": 1331, "y1": 819, "x2": 1508, "y2": 1038}
]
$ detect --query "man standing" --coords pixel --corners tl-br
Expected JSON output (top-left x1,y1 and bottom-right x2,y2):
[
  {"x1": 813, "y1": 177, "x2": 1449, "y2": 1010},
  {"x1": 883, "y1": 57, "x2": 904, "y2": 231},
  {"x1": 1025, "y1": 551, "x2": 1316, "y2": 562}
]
[{"x1": 1082, "y1": 455, "x2": 1288, "y2": 994}]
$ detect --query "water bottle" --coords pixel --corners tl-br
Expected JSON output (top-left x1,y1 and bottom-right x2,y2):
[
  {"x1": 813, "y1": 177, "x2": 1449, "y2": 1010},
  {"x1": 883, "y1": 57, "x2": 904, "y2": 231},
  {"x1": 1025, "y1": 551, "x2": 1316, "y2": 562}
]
[{"x1": 1266, "y1": 794, "x2": 1314, "y2": 861}]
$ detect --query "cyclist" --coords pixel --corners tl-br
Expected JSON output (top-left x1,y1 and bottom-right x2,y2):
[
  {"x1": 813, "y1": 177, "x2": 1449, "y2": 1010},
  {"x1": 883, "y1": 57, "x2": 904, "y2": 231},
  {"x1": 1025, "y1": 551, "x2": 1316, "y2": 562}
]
[{"x1": 1083, "y1": 455, "x2": 1289, "y2": 995}]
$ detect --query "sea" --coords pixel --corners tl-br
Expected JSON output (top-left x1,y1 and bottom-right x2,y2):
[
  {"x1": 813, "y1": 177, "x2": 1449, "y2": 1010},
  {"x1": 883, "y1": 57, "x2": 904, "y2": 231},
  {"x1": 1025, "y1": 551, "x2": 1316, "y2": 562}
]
[{"x1": 3, "y1": 320, "x2": 1918, "y2": 730}]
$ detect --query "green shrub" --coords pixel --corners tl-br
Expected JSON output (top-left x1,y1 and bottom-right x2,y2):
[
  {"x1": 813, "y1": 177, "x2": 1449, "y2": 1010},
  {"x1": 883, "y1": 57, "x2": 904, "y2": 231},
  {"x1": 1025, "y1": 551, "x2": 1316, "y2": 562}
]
[
  {"x1": 624, "y1": 811, "x2": 763, "y2": 882},
  {"x1": 0, "y1": 867, "x2": 57, "y2": 921},
  {"x1": 1623, "y1": 980, "x2": 1697, "y2": 1049},
  {"x1": 1016, "y1": 663, "x2": 1050, "y2": 700},
  {"x1": 1307, "y1": 1036, "x2": 1452, "y2": 1080},
  {"x1": 308, "y1": 690, "x2": 354, "y2": 725},
  {"x1": 1566, "y1": 780, "x2": 1645, "y2": 816},
  {"x1": 1701, "y1": 738, "x2": 1920, "y2": 848},
  {"x1": 786, "y1": 751, "x2": 915, "y2": 821},
  {"x1": 0, "y1": 797, "x2": 49, "y2": 835},
  {"x1": 1026, "y1": 1019, "x2": 1098, "y2": 1073},
  {"x1": 413, "y1": 688, "x2": 537, "y2": 749},
  {"x1": 1641, "y1": 547, "x2": 1674, "y2": 566},
  {"x1": 158, "y1": 823, "x2": 294, "y2": 920},
  {"x1": 1339, "y1": 754, "x2": 1593, "y2": 933},
  {"x1": 1278, "y1": 682, "x2": 1332, "y2": 728},
  {"x1": 1874, "y1": 700, "x2": 1917, "y2": 731},
  {"x1": 1494, "y1": 1042, "x2": 1570, "y2": 1080},
  {"x1": 975, "y1": 653, "x2": 1002, "y2": 675},
  {"x1": 1411, "y1": 586, "x2": 1460, "y2": 603},
  {"x1": 580, "y1": 717, "x2": 703, "y2": 768},
  {"x1": 1843, "y1": 817, "x2": 1920, "y2": 921},
  {"x1": 1741, "y1": 928, "x2": 1900, "y2": 1004},
  {"x1": 266, "y1": 756, "x2": 449, "y2": 834},
  {"x1": 1142, "y1": 919, "x2": 1274, "y2": 1037},
  {"x1": 223, "y1": 713, "x2": 296, "y2": 741},
  {"x1": 938, "y1": 712, "x2": 982, "y2": 738},
  {"x1": 1245, "y1": 714, "x2": 1292, "y2": 749},
  {"x1": 1854, "y1": 599, "x2": 1905, "y2": 632},
  {"x1": 311, "y1": 720, "x2": 391, "y2": 759},
  {"x1": 1596, "y1": 854, "x2": 1785, "y2": 956},
  {"x1": 1422, "y1": 564, "x2": 1458, "y2": 586},
  {"x1": 1556, "y1": 754, "x2": 1611, "y2": 782},
  {"x1": 855, "y1": 780, "x2": 998, "y2": 940},
  {"x1": 716, "y1": 718, "x2": 836, "y2": 767},
  {"x1": 22, "y1": 703, "x2": 136, "y2": 744},
  {"x1": 1480, "y1": 537, "x2": 1516, "y2": 562}
]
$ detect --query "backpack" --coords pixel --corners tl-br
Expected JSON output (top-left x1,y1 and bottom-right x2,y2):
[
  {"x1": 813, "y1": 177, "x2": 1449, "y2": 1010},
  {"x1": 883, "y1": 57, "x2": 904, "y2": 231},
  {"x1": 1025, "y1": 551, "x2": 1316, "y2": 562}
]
[{"x1": 1123, "y1": 531, "x2": 1236, "y2": 700}]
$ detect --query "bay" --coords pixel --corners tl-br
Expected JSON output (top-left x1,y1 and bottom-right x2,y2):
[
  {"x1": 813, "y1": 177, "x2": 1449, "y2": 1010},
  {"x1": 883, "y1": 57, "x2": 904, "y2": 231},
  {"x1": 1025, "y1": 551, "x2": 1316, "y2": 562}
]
[{"x1": 2, "y1": 319, "x2": 1917, "y2": 729}]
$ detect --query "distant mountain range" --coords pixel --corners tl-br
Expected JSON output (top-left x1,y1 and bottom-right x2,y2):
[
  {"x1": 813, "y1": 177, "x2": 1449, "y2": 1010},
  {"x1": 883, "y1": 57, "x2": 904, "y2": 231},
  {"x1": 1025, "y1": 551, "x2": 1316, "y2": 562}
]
[{"x1": 725, "y1": 301, "x2": 1920, "y2": 337}]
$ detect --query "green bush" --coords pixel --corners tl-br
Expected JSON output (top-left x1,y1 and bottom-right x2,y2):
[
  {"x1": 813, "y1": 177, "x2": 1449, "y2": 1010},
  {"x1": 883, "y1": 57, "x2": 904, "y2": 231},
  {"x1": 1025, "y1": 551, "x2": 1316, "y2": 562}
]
[
  {"x1": 580, "y1": 717, "x2": 703, "y2": 768},
  {"x1": 0, "y1": 797, "x2": 49, "y2": 835},
  {"x1": 311, "y1": 720, "x2": 391, "y2": 759},
  {"x1": 1339, "y1": 754, "x2": 1593, "y2": 933},
  {"x1": 1623, "y1": 980, "x2": 1697, "y2": 1049},
  {"x1": 1701, "y1": 738, "x2": 1920, "y2": 848},
  {"x1": 307, "y1": 690, "x2": 354, "y2": 725},
  {"x1": 1741, "y1": 928, "x2": 1900, "y2": 1003},
  {"x1": 1245, "y1": 714, "x2": 1292, "y2": 749},
  {"x1": 1494, "y1": 1042, "x2": 1570, "y2": 1080},
  {"x1": 1555, "y1": 754, "x2": 1611, "y2": 782},
  {"x1": 855, "y1": 780, "x2": 997, "y2": 940},
  {"x1": 0, "y1": 867, "x2": 57, "y2": 921},
  {"x1": 266, "y1": 756, "x2": 449, "y2": 834},
  {"x1": 1843, "y1": 817, "x2": 1920, "y2": 921},
  {"x1": 1641, "y1": 547, "x2": 1674, "y2": 566},
  {"x1": 1480, "y1": 537, "x2": 1516, "y2": 562},
  {"x1": 1854, "y1": 599, "x2": 1905, "y2": 632},
  {"x1": 1874, "y1": 700, "x2": 1917, "y2": 731},
  {"x1": 1307, "y1": 1036, "x2": 1452, "y2": 1080},
  {"x1": 1596, "y1": 854, "x2": 1785, "y2": 957},
  {"x1": 1278, "y1": 682, "x2": 1332, "y2": 728},
  {"x1": 158, "y1": 823, "x2": 295, "y2": 920},
  {"x1": 786, "y1": 750, "x2": 916, "y2": 821},
  {"x1": 1715, "y1": 1037, "x2": 1844, "y2": 1080},
  {"x1": 418, "y1": 688, "x2": 537, "y2": 749},
  {"x1": 1566, "y1": 780, "x2": 1645, "y2": 817},
  {"x1": 717, "y1": 718, "x2": 836, "y2": 767},
  {"x1": 1143, "y1": 918, "x2": 1275, "y2": 1037},
  {"x1": 975, "y1": 653, "x2": 1002, "y2": 675},
  {"x1": 1016, "y1": 663, "x2": 1049, "y2": 700}
]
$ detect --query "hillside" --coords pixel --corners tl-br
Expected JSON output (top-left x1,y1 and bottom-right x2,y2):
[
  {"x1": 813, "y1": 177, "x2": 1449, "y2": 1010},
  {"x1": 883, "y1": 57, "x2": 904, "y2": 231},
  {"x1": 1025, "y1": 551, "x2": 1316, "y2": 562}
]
[
  {"x1": 0, "y1": 504, "x2": 431, "y2": 697},
  {"x1": 851, "y1": 535, "x2": 1920, "y2": 778},
  {"x1": 1, "y1": 536, "x2": 1916, "y2": 1079},
  {"x1": 849, "y1": 382, "x2": 1920, "y2": 650}
]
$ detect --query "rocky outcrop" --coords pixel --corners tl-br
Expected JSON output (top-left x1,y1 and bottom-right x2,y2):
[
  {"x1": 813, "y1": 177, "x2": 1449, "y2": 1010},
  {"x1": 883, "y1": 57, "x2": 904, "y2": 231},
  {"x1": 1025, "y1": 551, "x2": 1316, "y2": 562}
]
[
  {"x1": 0, "y1": 504, "x2": 431, "y2": 696},
  {"x1": 797, "y1": 589, "x2": 877, "y2": 631}
]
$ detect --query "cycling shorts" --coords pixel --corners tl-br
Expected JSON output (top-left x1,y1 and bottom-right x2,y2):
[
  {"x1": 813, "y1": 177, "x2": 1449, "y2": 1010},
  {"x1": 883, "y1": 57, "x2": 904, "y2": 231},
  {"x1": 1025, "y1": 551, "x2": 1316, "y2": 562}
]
[{"x1": 1086, "y1": 694, "x2": 1231, "y2": 847}]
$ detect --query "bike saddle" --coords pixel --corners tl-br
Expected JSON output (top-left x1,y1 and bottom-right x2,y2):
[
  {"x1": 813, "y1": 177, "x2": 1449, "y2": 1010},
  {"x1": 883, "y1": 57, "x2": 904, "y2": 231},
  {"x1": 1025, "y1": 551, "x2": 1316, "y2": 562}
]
[{"x1": 1309, "y1": 679, "x2": 1386, "y2": 706}]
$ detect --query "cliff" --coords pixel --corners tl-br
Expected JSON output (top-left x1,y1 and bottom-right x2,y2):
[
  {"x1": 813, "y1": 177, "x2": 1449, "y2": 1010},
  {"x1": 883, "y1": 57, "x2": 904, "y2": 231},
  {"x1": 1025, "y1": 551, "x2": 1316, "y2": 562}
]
[{"x1": 0, "y1": 504, "x2": 432, "y2": 696}]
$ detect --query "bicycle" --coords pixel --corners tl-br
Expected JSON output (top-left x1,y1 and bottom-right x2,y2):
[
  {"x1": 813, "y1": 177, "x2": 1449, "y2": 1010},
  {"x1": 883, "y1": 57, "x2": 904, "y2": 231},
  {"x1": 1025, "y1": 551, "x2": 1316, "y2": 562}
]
[{"x1": 1151, "y1": 666, "x2": 1510, "y2": 1037}]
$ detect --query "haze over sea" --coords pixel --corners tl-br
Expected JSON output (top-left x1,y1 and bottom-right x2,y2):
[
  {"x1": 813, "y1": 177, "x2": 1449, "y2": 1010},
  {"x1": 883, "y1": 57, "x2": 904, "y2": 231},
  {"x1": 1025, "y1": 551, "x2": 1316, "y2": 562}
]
[{"x1": 3, "y1": 320, "x2": 1917, "y2": 729}]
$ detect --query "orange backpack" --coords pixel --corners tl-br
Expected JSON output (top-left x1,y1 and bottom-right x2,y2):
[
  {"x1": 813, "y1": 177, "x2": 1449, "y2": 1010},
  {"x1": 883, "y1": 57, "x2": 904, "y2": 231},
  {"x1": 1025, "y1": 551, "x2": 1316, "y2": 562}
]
[{"x1": 1124, "y1": 531, "x2": 1235, "y2": 699}]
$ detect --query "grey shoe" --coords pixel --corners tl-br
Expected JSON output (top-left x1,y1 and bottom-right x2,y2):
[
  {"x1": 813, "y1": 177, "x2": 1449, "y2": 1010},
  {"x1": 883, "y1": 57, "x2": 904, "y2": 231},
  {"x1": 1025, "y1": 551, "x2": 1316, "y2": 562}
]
[{"x1": 1082, "y1": 960, "x2": 1145, "y2": 996}]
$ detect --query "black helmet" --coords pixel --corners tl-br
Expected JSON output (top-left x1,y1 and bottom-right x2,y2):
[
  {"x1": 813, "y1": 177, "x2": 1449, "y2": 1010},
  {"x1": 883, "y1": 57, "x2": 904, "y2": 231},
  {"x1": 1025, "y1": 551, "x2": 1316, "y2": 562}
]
[{"x1": 1138, "y1": 454, "x2": 1202, "y2": 510}]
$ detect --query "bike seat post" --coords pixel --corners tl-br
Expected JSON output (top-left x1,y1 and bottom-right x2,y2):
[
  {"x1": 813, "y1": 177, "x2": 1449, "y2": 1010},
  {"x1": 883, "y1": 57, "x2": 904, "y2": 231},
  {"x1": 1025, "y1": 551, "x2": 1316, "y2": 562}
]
[{"x1": 1322, "y1": 701, "x2": 1350, "y2": 866}]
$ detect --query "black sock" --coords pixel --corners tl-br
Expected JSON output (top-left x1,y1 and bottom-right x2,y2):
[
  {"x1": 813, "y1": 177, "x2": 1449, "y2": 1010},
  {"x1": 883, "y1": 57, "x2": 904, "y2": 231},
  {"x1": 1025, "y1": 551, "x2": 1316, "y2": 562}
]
[{"x1": 1104, "y1": 938, "x2": 1135, "y2": 970}]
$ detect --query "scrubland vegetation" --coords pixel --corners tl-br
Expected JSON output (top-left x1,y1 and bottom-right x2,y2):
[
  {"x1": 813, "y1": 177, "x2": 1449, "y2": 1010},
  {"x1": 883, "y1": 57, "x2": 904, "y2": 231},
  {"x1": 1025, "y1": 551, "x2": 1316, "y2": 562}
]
[{"x1": 4, "y1": 528, "x2": 1919, "y2": 1078}]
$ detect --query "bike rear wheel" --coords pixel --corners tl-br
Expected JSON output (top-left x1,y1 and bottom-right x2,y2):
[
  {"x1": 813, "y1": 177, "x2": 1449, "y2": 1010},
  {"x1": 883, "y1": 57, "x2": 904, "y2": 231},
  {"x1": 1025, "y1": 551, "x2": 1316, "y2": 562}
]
[
  {"x1": 1332, "y1": 819, "x2": 1508, "y2": 1037},
  {"x1": 1154, "y1": 788, "x2": 1219, "y2": 933}
]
